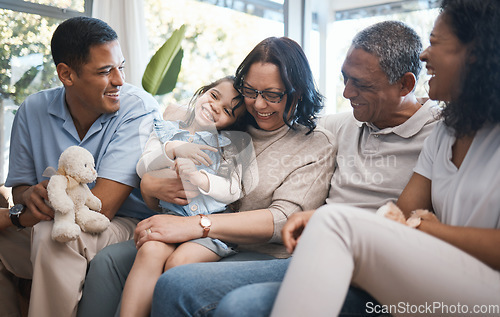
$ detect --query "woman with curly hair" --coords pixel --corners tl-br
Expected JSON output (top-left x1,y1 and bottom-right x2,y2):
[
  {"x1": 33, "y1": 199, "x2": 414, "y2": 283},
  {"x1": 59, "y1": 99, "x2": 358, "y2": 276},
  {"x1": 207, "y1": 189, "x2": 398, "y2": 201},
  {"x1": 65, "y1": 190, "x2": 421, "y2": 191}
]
[{"x1": 272, "y1": 0, "x2": 500, "y2": 316}]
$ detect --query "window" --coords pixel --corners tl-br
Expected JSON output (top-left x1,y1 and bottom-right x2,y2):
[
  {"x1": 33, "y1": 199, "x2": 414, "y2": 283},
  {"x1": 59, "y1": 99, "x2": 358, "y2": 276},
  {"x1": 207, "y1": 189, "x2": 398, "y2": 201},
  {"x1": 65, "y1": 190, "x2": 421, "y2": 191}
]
[
  {"x1": 320, "y1": 1, "x2": 440, "y2": 114},
  {"x1": 143, "y1": 0, "x2": 284, "y2": 111},
  {"x1": 0, "y1": 0, "x2": 92, "y2": 183}
]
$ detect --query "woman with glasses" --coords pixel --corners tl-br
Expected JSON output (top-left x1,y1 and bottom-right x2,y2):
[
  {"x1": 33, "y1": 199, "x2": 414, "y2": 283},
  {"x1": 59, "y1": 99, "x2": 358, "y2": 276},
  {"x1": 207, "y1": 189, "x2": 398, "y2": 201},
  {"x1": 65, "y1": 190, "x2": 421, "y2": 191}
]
[{"x1": 78, "y1": 37, "x2": 335, "y2": 317}]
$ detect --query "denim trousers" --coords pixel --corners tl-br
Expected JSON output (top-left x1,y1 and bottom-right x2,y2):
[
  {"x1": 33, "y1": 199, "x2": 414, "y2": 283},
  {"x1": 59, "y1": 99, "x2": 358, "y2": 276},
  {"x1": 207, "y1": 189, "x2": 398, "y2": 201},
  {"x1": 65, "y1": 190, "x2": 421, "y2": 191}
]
[
  {"x1": 78, "y1": 240, "x2": 275, "y2": 317},
  {"x1": 152, "y1": 258, "x2": 382, "y2": 317},
  {"x1": 79, "y1": 240, "x2": 382, "y2": 317}
]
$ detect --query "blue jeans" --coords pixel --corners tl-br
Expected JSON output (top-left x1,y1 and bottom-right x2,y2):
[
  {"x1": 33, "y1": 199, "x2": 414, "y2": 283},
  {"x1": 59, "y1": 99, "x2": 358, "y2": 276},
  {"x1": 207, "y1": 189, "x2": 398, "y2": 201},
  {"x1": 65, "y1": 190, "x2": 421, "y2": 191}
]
[
  {"x1": 78, "y1": 240, "x2": 275, "y2": 317},
  {"x1": 79, "y1": 241, "x2": 383, "y2": 317},
  {"x1": 152, "y1": 258, "x2": 383, "y2": 317}
]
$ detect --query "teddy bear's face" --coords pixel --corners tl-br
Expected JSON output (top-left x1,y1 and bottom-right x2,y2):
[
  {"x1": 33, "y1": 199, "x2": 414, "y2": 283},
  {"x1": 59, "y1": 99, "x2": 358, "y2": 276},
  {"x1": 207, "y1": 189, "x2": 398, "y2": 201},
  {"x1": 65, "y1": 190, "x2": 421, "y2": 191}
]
[
  {"x1": 65, "y1": 158, "x2": 97, "y2": 184},
  {"x1": 59, "y1": 146, "x2": 98, "y2": 184}
]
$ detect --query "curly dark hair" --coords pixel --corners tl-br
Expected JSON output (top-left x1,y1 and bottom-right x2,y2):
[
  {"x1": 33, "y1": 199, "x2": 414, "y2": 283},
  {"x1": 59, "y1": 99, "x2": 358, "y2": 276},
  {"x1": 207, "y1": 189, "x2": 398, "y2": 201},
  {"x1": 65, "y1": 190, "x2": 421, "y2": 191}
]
[
  {"x1": 234, "y1": 37, "x2": 324, "y2": 134},
  {"x1": 439, "y1": 0, "x2": 500, "y2": 136}
]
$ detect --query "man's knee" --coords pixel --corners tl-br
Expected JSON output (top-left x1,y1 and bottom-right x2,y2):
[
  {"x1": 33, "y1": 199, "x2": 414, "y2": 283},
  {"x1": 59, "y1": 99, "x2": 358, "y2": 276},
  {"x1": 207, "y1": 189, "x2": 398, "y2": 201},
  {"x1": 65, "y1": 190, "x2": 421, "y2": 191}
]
[
  {"x1": 89, "y1": 240, "x2": 137, "y2": 276},
  {"x1": 31, "y1": 221, "x2": 54, "y2": 251}
]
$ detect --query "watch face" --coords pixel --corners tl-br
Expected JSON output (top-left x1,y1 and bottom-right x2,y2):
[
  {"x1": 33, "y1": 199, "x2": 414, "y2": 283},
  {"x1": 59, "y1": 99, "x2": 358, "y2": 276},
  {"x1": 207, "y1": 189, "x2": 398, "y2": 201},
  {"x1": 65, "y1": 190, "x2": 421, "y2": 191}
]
[
  {"x1": 200, "y1": 217, "x2": 211, "y2": 227},
  {"x1": 9, "y1": 204, "x2": 24, "y2": 216}
]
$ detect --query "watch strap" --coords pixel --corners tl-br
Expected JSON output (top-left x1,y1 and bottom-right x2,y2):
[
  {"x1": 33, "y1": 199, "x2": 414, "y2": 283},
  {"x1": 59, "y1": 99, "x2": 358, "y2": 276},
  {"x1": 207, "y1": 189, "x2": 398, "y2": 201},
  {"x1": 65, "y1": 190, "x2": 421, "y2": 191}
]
[
  {"x1": 9, "y1": 206, "x2": 25, "y2": 229},
  {"x1": 199, "y1": 215, "x2": 211, "y2": 238}
]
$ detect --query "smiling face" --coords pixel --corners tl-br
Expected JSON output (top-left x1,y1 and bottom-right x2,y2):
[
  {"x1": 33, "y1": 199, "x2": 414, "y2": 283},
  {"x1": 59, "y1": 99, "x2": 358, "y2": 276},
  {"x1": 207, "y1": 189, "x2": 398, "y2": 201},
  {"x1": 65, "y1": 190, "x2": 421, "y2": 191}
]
[
  {"x1": 341, "y1": 47, "x2": 404, "y2": 128},
  {"x1": 65, "y1": 40, "x2": 125, "y2": 117},
  {"x1": 193, "y1": 80, "x2": 244, "y2": 130},
  {"x1": 242, "y1": 62, "x2": 288, "y2": 131},
  {"x1": 420, "y1": 13, "x2": 470, "y2": 102}
]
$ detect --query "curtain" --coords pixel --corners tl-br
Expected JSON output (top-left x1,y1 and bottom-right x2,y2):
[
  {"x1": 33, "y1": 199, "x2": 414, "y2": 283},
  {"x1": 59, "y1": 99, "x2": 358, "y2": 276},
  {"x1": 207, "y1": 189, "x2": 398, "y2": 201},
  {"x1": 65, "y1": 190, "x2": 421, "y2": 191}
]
[{"x1": 92, "y1": 0, "x2": 149, "y2": 87}]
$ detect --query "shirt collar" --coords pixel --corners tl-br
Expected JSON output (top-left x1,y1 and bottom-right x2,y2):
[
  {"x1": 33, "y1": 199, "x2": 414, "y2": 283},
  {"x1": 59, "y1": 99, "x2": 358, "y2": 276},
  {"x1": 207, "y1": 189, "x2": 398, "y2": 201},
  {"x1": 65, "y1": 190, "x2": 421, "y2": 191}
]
[
  {"x1": 47, "y1": 86, "x2": 118, "y2": 124},
  {"x1": 198, "y1": 130, "x2": 231, "y2": 147},
  {"x1": 165, "y1": 120, "x2": 231, "y2": 147},
  {"x1": 358, "y1": 99, "x2": 438, "y2": 138}
]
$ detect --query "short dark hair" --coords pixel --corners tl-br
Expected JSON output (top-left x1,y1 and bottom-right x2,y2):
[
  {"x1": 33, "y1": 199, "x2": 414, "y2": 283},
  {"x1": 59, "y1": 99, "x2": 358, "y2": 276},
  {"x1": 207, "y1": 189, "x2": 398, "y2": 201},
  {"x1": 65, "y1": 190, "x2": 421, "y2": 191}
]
[
  {"x1": 352, "y1": 21, "x2": 422, "y2": 84},
  {"x1": 439, "y1": 0, "x2": 500, "y2": 136},
  {"x1": 234, "y1": 37, "x2": 323, "y2": 133},
  {"x1": 51, "y1": 16, "x2": 118, "y2": 74}
]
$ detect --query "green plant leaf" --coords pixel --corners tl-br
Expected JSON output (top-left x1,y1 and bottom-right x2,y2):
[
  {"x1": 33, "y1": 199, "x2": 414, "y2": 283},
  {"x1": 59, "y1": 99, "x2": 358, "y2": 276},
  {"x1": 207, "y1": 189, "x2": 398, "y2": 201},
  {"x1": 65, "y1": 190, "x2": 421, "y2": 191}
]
[
  {"x1": 142, "y1": 24, "x2": 186, "y2": 95},
  {"x1": 156, "y1": 48, "x2": 183, "y2": 95}
]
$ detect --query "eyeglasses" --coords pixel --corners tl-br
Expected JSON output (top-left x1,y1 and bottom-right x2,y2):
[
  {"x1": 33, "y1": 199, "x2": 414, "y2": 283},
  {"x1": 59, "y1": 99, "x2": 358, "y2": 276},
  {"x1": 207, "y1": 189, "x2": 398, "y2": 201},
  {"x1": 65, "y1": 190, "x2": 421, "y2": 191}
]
[{"x1": 238, "y1": 86, "x2": 286, "y2": 103}]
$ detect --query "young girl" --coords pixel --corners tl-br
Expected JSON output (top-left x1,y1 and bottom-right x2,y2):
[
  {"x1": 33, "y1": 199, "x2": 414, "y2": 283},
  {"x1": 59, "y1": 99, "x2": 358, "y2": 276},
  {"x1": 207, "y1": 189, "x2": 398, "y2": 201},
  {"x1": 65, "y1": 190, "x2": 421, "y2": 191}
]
[{"x1": 120, "y1": 76, "x2": 253, "y2": 317}]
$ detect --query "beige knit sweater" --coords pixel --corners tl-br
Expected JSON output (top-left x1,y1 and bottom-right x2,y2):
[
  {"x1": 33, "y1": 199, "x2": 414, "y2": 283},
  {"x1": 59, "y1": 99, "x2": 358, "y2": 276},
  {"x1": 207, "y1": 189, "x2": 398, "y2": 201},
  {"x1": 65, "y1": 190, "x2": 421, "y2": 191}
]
[{"x1": 238, "y1": 123, "x2": 336, "y2": 257}]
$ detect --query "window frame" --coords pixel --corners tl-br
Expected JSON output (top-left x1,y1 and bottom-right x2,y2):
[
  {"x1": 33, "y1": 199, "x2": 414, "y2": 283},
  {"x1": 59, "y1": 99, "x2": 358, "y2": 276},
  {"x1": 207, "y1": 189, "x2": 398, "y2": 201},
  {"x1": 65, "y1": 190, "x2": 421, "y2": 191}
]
[
  {"x1": 0, "y1": 0, "x2": 92, "y2": 19},
  {"x1": 0, "y1": 0, "x2": 92, "y2": 184}
]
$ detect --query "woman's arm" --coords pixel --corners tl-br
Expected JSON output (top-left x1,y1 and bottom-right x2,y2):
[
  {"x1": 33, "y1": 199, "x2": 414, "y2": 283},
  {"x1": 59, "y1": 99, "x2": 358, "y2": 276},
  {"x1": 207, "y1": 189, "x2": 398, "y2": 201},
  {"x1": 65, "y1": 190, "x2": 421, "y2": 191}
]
[
  {"x1": 397, "y1": 173, "x2": 500, "y2": 270},
  {"x1": 134, "y1": 209, "x2": 274, "y2": 248},
  {"x1": 418, "y1": 220, "x2": 500, "y2": 270},
  {"x1": 396, "y1": 172, "x2": 433, "y2": 218}
]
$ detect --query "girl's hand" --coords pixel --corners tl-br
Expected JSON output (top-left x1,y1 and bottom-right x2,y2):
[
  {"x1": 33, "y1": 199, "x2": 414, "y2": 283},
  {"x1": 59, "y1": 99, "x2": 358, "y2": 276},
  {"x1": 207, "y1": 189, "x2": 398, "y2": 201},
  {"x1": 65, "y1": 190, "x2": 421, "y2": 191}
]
[
  {"x1": 166, "y1": 141, "x2": 217, "y2": 166},
  {"x1": 175, "y1": 158, "x2": 210, "y2": 191}
]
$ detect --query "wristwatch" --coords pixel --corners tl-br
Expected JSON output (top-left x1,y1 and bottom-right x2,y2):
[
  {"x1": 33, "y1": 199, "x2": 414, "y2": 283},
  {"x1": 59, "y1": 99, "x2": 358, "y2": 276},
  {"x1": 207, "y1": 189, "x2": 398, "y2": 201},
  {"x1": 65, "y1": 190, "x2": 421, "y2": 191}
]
[
  {"x1": 9, "y1": 204, "x2": 25, "y2": 229},
  {"x1": 199, "y1": 215, "x2": 211, "y2": 238}
]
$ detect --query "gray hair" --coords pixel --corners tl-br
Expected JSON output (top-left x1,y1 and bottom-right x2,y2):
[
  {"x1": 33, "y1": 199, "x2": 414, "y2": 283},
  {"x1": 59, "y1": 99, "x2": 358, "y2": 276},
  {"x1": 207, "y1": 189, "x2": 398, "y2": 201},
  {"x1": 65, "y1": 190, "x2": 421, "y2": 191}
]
[{"x1": 352, "y1": 21, "x2": 422, "y2": 84}]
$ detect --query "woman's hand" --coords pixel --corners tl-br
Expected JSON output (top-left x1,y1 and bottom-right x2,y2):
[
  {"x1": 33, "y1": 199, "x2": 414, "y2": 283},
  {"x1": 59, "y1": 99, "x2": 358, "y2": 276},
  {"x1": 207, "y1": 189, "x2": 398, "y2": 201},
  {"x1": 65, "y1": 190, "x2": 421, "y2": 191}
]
[
  {"x1": 282, "y1": 210, "x2": 316, "y2": 254},
  {"x1": 134, "y1": 214, "x2": 201, "y2": 248},
  {"x1": 165, "y1": 141, "x2": 217, "y2": 166}
]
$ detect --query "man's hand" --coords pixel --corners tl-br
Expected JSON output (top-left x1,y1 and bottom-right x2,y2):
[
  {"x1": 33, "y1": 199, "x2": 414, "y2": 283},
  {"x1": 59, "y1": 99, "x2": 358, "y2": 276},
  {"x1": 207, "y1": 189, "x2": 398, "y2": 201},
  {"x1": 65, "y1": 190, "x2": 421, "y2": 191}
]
[
  {"x1": 141, "y1": 169, "x2": 200, "y2": 206},
  {"x1": 166, "y1": 141, "x2": 217, "y2": 166},
  {"x1": 13, "y1": 181, "x2": 54, "y2": 223},
  {"x1": 282, "y1": 210, "x2": 316, "y2": 254}
]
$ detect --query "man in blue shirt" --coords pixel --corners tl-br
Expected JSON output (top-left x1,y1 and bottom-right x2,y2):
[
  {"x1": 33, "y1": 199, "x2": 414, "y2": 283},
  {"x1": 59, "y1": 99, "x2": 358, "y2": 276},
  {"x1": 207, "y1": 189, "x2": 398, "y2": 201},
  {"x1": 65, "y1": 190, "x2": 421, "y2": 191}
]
[{"x1": 0, "y1": 16, "x2": 162, "y2": 317}]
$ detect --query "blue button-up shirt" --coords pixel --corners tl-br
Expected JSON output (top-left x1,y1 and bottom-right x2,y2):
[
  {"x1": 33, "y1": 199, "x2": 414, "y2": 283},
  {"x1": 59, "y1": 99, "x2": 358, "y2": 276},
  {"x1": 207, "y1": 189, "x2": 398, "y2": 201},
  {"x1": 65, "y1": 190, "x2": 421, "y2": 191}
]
[{"x1": 6, "y1": 84, "x2": 160, "y2": 219}]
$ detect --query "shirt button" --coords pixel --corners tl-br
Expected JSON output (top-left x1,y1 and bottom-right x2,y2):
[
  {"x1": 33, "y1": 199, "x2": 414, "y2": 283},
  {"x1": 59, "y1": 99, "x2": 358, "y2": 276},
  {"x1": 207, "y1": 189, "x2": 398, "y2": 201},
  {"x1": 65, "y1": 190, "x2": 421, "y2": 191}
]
[
  {"x1": 374, "y1": 134, "x2": 379, "y2": 138},
  {"x1": 190, "y1": 204, "x2": 198, "y2": 211}
]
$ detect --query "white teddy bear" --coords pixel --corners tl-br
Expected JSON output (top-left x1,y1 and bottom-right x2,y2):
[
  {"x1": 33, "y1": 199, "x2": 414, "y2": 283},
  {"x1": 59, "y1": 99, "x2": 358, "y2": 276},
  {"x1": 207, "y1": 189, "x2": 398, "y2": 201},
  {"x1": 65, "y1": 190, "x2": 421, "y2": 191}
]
[
  {"x1": 376, "y1": 201, "x2": 429, "y2": 228},
  {"x1": 46, "y1": 146, "x2": 110, "y2": 242}
]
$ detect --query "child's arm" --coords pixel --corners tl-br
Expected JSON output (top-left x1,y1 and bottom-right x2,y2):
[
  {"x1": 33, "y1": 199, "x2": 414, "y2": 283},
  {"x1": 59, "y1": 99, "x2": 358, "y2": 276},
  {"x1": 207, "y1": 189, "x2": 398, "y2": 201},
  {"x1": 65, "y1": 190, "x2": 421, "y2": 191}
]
[
  {"x1": 176, "y1": 159, "x2": 243, "y2": 204},
  {"x1": 175, "y1": 158, "x2": 210, "y2": 191},
  {"x1": 136, "y1": 132, "x2": 175, "y2": 178},
  {"x1": 166, "y1": 141, "x2": 217, "y2": 166},
  {"x1": 199, "y1": 166, "x2": 243, "y2": 204}
]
